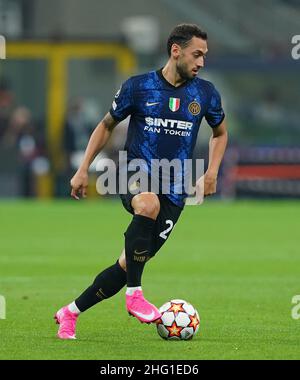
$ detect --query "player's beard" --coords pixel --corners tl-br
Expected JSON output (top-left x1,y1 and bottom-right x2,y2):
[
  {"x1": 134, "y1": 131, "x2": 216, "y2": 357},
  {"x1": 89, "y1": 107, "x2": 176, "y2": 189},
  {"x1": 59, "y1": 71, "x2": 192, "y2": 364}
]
[{"x1": 176, "y1": 60, "x2": 194, "y2": 81}]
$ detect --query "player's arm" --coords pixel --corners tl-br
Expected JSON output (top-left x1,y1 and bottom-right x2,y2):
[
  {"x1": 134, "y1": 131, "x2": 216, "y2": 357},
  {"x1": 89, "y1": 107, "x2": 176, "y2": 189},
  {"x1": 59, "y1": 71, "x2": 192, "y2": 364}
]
[
  {"x1": 204, "y1": 119, "x2": 228, "y2": 196},
  {"x1": 70, "y1": 112, "x2": 118, "y2": 200}
]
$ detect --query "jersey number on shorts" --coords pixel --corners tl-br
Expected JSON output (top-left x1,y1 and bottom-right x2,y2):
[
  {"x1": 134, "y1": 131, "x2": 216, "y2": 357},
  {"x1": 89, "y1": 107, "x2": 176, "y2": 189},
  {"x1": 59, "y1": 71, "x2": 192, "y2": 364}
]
[{"x1": 159, "y1": 220, "x2": 174, "y2": 240}]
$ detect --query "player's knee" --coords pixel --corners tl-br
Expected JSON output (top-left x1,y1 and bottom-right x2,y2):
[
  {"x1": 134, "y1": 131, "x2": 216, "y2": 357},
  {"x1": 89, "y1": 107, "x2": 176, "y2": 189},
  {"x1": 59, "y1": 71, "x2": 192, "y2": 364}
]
[
  {"x1": 132, "y1": 193, "x2": 160, "y2": 219},
  {"x1": 118, "y1": 257, "x2": 126, "y2": 271},
  {"x1": 118, "y1": 250, "x2": 127, "y2": 271}
]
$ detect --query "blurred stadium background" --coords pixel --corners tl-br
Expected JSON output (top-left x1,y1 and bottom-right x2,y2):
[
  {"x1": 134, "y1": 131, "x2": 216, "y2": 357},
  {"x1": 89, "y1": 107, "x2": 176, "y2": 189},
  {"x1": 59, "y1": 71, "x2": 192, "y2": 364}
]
[{"x1": 0, "y1": 0, "x2": 299, "y2": 200}]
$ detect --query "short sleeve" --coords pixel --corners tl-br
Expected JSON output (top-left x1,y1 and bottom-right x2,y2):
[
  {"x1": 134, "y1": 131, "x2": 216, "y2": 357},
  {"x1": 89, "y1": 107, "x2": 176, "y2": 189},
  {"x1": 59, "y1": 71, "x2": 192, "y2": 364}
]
[
  {"x1": 205, "y1": 85, "x2": 225, "y2": 128},
  {"x1": 109, "y1": 78, "x2": 134, "y2": 122}
]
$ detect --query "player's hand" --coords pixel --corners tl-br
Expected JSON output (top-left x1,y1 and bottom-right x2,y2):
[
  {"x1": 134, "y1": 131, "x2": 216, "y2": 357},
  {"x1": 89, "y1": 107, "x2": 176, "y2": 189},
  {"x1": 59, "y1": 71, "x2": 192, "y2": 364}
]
[
  {"x1": 195, "y1": 172, "x2": 217, "y2": 204},
  {"x1": 203, "y1": 171, "x2": 217, "y2": 197},
  {"x1": 70, "y1": 169, "x2": 89, "y2": 200}
]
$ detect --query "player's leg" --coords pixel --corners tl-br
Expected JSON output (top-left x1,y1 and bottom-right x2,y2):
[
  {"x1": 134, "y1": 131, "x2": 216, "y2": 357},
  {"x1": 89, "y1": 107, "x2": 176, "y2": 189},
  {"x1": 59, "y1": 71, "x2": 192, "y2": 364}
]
[
  {"x1": 124, "y1": 195, "x2": 182, "y2": 324},
  {"x1": 54, "y1": 191, "x2": 158, "y2": 338},
  {"x1": 149, "y1": 195, "x2": 183, "y2": 259},
  {"x1": 119, "y1": 192, "x2": 183, "y2": 272},
  {"x1": 124, "y1": 192, "x2": 162, "y2": 323},
  {"x1": 55, "y1": 254, "x2": 127, "y2": 340},
  {"x1": 125, "y1": 192, "x2": 159, "y2": 287}
]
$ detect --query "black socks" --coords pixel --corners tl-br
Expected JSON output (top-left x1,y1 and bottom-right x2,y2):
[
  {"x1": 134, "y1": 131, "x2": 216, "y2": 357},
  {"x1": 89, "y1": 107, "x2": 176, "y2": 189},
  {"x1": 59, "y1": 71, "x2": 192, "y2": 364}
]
[
  {"x1": 74, "y1": 215, "x2": 155, "y2": 312},
  {"x1": 124, "y1": 214, "x2": 155, "y2": 287},
  {"x1": 75, "y1": 260, "x2": 127, "y2": 312}
]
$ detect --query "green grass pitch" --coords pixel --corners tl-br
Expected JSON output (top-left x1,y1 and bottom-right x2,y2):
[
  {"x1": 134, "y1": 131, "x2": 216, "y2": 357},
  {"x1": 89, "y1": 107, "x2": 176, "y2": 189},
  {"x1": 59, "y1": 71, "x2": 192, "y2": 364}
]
[{"x1": 0, "y1": 199, "x2": 299, "y2": 360}]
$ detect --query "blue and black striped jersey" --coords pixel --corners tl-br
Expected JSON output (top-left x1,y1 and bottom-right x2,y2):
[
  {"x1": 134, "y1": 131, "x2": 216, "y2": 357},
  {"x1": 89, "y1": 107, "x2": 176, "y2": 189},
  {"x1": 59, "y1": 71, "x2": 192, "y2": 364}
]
[{"x1": 110, "y1": 69, "x2": 225, "y2": 207}]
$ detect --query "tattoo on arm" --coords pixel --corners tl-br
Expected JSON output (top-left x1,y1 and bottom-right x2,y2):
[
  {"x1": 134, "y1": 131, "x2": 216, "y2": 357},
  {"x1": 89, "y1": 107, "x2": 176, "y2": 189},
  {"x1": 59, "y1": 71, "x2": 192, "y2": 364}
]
[{"x1": 102, "y1": 112, "x2": 118, "y2": 132}]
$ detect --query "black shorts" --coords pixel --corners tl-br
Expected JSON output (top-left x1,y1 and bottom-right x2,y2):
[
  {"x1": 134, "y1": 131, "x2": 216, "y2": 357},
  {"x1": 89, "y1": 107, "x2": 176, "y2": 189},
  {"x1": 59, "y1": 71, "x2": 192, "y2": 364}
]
[{"x1": 120, "y1": 192, "x2": 183, "y2": 258}]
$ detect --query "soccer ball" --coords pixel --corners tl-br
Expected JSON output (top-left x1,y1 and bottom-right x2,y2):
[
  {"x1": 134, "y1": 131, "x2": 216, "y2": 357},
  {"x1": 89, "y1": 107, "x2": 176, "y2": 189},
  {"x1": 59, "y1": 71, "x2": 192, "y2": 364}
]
[{"x1": 156, "y1": 299, "x2": 200, "y2": 340}]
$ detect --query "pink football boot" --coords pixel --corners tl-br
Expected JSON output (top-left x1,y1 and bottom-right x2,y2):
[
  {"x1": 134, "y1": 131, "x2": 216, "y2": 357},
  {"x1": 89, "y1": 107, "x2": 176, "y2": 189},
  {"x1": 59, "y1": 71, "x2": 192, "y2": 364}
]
[
  {"x1": 54, "y1": 306, "x2": 78, "y2": 340},
  {"x1": 126, "y1": 290, "x2": 161, "y2": 323}
]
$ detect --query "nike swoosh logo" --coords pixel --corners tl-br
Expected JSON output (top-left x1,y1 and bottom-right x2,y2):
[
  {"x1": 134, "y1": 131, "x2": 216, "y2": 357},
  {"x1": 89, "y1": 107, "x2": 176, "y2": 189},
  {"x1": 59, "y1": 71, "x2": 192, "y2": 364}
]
[
  {"x1": 134, "y1": 249, "x2": 148, "y2": 255},
  {"x1": 146, "y1": 102, "x2": 160, "y2": 106},
  {"x1": 132, "y1": 310, "x2": 155, "y2": 321}
]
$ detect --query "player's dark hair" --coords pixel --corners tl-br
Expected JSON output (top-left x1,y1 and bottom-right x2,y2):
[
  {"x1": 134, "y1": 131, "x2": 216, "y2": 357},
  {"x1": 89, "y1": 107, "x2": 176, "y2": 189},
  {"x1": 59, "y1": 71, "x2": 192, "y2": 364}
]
[{"x1": 167, "y1": 24, "x2": 207, "y2": 56}]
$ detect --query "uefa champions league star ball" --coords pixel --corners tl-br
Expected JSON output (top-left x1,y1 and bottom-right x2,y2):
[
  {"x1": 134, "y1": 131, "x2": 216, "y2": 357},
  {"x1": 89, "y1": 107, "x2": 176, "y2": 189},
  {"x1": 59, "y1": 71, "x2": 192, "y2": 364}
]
[{"x1": 156, "y1": 299, "x2": 200, "y2": 340}]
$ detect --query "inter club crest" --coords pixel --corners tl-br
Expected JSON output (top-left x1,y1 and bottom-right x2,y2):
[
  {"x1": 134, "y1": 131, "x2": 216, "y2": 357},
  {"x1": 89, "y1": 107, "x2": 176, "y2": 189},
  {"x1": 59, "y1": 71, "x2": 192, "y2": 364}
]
[
  {"x1": 169, "y1": 97, "x2": 180, "y2": 112},
  {"x1": 188, "y1": 100, "x2": 201, "y2": 115}
]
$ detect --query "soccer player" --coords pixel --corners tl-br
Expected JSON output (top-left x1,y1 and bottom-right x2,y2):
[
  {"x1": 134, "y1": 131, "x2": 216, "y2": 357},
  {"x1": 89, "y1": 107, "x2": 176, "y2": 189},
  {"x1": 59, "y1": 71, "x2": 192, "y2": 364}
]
[{"x1": 55, "y1": 24, "x2": 228, "y2": 339}]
